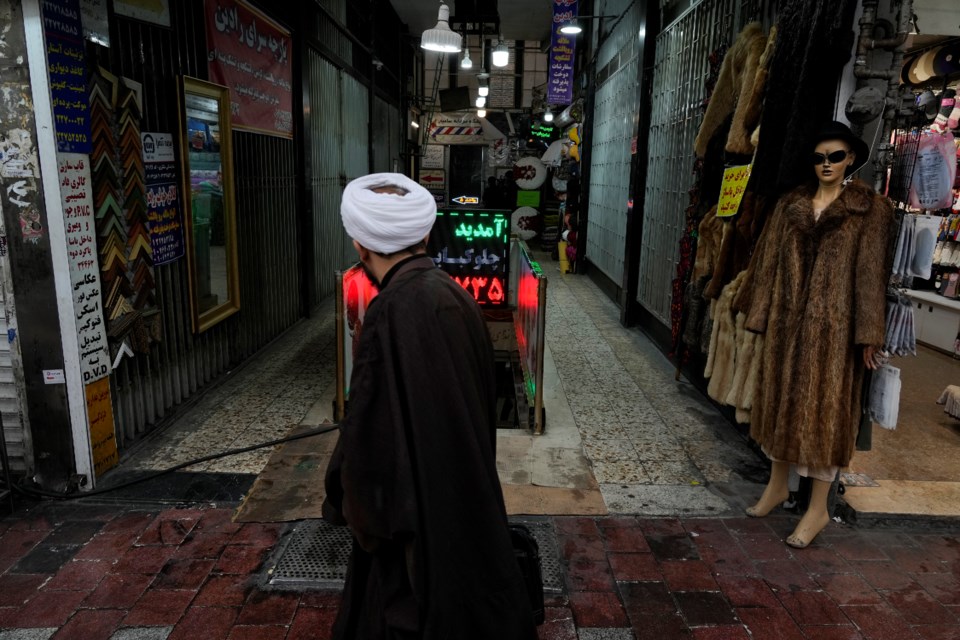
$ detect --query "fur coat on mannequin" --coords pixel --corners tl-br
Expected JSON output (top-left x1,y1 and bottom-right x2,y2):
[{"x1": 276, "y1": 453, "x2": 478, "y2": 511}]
[{"x1": 732, "y1": 180, "x2": 893, "y2": 468}]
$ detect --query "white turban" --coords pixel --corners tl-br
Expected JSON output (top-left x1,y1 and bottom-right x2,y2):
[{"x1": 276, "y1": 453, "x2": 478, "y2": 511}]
[{"x1": 340, "y1": 173, "x2": 437, "y2": 254}]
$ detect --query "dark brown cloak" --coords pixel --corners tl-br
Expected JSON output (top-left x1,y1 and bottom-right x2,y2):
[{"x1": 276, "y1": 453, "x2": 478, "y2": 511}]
[
  {"x1": 732, "y1": 181, "x2": 893, "y2": 468},
  {"x1": 323, "y1": 255, "x2": 536, "y2": 640}
]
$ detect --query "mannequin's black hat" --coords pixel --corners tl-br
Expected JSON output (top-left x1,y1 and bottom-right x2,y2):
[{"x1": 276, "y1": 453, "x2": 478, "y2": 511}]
[{"x1": 812, "y1": 121, "x2": 871, "y2": 177}]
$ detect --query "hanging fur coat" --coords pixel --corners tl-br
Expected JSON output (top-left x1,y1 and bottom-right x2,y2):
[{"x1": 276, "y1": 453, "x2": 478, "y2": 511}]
[
  {"x1": 732, "y1": 181, "x2": 893, "y2": 468},
  {"x1": 694, "y1": 22, "x2": 767, "y2": 158}
]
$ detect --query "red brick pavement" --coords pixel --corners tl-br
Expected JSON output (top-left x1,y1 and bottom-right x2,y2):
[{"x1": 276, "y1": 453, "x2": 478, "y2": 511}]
[{"x1": 0, "y1": 505, "x2": 957, "y2": 639}]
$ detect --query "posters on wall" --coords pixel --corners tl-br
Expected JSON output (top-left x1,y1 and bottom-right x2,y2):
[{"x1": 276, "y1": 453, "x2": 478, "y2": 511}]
[
  {"x1": 547, "y1": 0, "x2": 578, "y2": 106},
  {"x1": 85, "y1": 378, "x2": 119, "y2": 477},
  {"x1": 42, "y1": 0, "x2": 92, "y2": 154},
  {"x1": 113, "y1": 0, "x2": 171, "y2": 27},
  {"x1": 142, "y1": 132, "x2": 185, "y2": 265},
  {"x1": 59, "y1": 154, "x2": 111, "y2": 383},
  {"x1": 205, "y1": 0, "x2": 293, "y2": 138}
]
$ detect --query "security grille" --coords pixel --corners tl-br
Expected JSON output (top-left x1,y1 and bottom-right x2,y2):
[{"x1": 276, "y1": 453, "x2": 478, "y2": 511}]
[
  {"x1": 637, "y1": 0, "x2": 743, "y2": 325},
  {"x1": 585, "y1": 0, "x2": 643, "y2": 285},
  {"x1": 267, "y1": 517, "x2": 564, "y2": 594}
]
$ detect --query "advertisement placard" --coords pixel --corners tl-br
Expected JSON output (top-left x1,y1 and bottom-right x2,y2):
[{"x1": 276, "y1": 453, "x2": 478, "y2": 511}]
[
  {"x1": 547, "y1": 0, "x2": 578, "y2": 106},
  {"x1": 142, "y1": 133, "x2": 185, "y2": 265},
  {"x1": 43, "y1": 0, "x2": 91, "y2": 154},
  {"x1": 205, "y1": 0, "x2": 293, "y2": 138}
]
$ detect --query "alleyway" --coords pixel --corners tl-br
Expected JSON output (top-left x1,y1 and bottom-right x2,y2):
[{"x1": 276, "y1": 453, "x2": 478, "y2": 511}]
[{"x1": 1, "y1": 270, "x2": 958, "y2": 639}]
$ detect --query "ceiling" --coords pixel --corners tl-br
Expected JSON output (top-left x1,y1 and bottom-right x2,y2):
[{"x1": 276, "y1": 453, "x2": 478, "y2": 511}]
[{"x1": 389, "y1": 0, "x2": 553, "y2": 44}]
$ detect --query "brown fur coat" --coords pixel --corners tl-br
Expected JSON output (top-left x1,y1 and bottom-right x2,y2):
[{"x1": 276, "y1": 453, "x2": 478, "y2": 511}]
[{"x1": 732, "y1": 181, "x2": 894, "y2": 467}]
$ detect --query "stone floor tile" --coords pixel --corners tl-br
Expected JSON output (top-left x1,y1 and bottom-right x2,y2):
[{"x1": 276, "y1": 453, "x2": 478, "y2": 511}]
[
  {"x1": 11, "y1": 544, "x2": 82, "y2": 575},
  {"x1": 794, "y1": 546, "x2": 852, "y2": 576},
  {"x1": 697, "y1": 545, "x2": 758, "y2": 577},
  {"x1": 167, "y1": 606, "x2": 239, "y2": 640},
  {"x1": 913, "y1": 573, "x2": 960, "y2": 606},
  {"x1": 45, "y1": 559, "x2": 110, "y2": 591},
  {"x1": 53, "y1": 609, "x2": 125, "y2": 640},
  {"x1": 591, "y1": 461, "x2": 652, "y2": 485},
  {"x1": 0, "y1": 574, "x2": 46, "y2": 607},
  {"x1": 286, "y1": 608, "x2": 338, "y2": 640},
  {"x1": 43, "y1": 522, "x2": 105, "y2": 546},
  {"x1": 123, "y1": 590, "x2": 195, "y2": 627},
  {"x1": 911, "y1": 624, "x2": 960, "y2": 640},
  {"x1": 608, "y1": 553, "x2": 661, "y2": 583},
  {"x1": 0, "y1": 630, "x2": 57, "y2": 640},
  {"x1": 0, "y1": 530, "x2": 50, "y2": 560},
  {"x1": 644, "y1": 533, "x2": 700, "y2": 562},
  {"x1": 852, "y1": 561, "x2": 917, "y2": 591},
  {"x1": 569, "y1": 592, "x2": 630, "y2": 627},
  {"x1": 194, "y1": 575, "x2": 253, "y2": 607},
  {"x1": 109, "y1": 628, "x2": 175, "y2": 640},
  {"x1": 840, "y1": 604, "x2": 922, "y2": 639},
  {"x1": 620, "y1": 582, "x2": 676, "y2": 618},
  {"x1": 777, "y1": 590, "x2": 850, "y2": 626},
  {"x1": 100, "y1": 513, "x2": 157, "y2": 536},
  {"x1": 628, "y1": 613, "x2": 692, "y2": 640},
  {"x1": 556, "y1": 518, "x2": 602, "y2": 538},
  {"x1": 659, "y1": 560, "x2": 719, "y2": 592},
  {"x1": 885, "y1": 547, "x2": 952, "y2": 575},
  {"x1": 674, "y1": 592, "x2": 738, "y2": 626},
  {"x1": 714, "y1": 575, "x2": 780, "y2": 608},
  {"x1": 882, "y1": 584, "x2": 957, "y2": 625},
  {"x1": 600, "y1": 485, "x2": 729, "y2": 517},
  {"x1": 755, "y1": 560, "x2": 820, "y2": 592},
  {"x1": 224, "y1": 625, "x2": 287, "y2": 640},
  {"x1": 641, "y1": 460, "x2": 705, "y2": 486},
  {"x1": 690, "y1": 626, "x2": 750, "y2": 640},
  {"x1": 13, "y1": 591, "x2": 90, "y2": 628},
  {"x1": 734, "y1": 533, "x2": 793, "y2": 562},
  {"x1": 829, "y1": 537, "x2": 891, "y2": 562},
  {"x1": 602, "y1": 526, "x2": 651, "y2": 554},
  {"x1": 799, "y1": 626, "x2": 864, "y2": 640},
  {"x1": 214, "y1": 546, "x2": 269, "y2": 575},
  {"x1": 151, "y1": 559, "x2": 215, "y2": 591},
  {"x1": 234, "y1": 592, "x2": 300, "y2": 626},
  {"x1": 815, "y1": 573, "x2": 886, "y2": 606},
  {"x1": 735, "y1": 607, "x2": 805, "y2": 640}
]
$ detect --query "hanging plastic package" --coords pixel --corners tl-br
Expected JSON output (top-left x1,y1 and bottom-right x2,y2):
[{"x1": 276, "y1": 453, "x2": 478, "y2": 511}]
[
  {"x1": 909, "y1": 132, "x2": 957, "y2": 210},
  {"x1": 908, "y1": 214, "x2": 942, "y2": 279},
  {"x1": 868, "y1": 364, "x2": 901, "y2": 430}
]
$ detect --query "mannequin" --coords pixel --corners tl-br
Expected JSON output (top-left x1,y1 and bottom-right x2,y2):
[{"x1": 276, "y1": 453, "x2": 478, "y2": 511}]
[{"x1": 732, "y1": 121, "x2": 893, "y2": 548}]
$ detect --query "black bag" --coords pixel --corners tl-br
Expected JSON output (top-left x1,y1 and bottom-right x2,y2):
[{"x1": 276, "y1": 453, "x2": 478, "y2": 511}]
[{"x1": 508, "y1": 523, "x2": 545, "y2": 625}]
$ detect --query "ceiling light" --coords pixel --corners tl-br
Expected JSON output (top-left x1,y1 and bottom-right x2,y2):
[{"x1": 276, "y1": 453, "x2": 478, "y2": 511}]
[
  {"x1": 492, "y1": 39, "x2": 509, "y2": 67},
  {"x1": 410, "y1": 120, "x2": 420, "y2": 128},
  {"x1": 461, "y1": 48, "x2": 472, "y2": 69},
  {"x1": 476, "y1": 95, "x2": 486, "y2": 108},
  {"x1": 544, "y1": 108, "x2": 554, "y2": 122},
  {"x1": 478, "y1": 83, "x2": 489, "y2": 97},
  {"x1": 560, "y1": 19, "x2": 582, "y2": 35},
  {"x1": 420, "y1": 3, "x2": 462, "y2": 53},
  {"x1": 477, "y1": 109, "x2": 487, "y2": 118}
]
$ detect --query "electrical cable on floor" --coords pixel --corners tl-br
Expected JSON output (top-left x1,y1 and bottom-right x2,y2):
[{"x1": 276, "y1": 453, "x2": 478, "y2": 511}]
[{"x1": 5, "y1": 423, "x2": 340, "y2": 502}]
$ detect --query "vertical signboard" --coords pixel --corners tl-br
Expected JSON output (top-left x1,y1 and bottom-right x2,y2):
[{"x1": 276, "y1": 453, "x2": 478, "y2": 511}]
[
  {"x1": 43, "y1": 0, "x2": 91, "y2": 153},
  {"x1": 59, "y1": 154, "x2": 111, "y2": 383},
  {"x1": 85, "y1": 378, "x2": 118, "y2": 477},
  {"x1": 142, "y1": 132, "x2": 185, "y2": 264},
  {"x1": 205, "y1": 0, "x2": 293, "y2": 138},
  {"x1": 547, "y1": 0, "x2": 578, "y2": 106}
]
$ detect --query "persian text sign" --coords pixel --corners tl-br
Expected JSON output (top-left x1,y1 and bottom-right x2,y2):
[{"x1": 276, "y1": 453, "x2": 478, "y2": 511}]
[
  {"x1": 85, "y1": 378, "x2": 119, "y2": 477},
  {"x1": 547, "y1": 0, "x2": 578, "y2": 105},
  {"x1": 59, "y1": 154, "x2": 111, "y2": 382},
  {"x1": 428, "y1": 210, "x2": 510, "y2": 307},
  {"x1": 205, "y1": 0, "x2": 293, "y2": 138},
  {"x1": 717, "y1": 164, "x2": 752, "y2": 217},
  {"x1": 43, "y1": 0, "x2": 91, "y2": 153},
  {"x1": 142, "y1": 133, "x2": 185, "y2": 265}
]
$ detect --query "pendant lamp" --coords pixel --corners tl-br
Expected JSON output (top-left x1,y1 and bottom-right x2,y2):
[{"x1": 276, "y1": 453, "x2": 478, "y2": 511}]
[
  {"x1": 421, "y1": 3, "x2": 462, "y2": 53},
  {"x1": 492, "y1": 38, "x2": 509, "y2": 67}
]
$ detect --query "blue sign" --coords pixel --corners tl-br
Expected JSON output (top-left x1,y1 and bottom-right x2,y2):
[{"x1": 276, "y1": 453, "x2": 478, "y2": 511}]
[
  {"x1": 43, "y1": 0, "x2": 91, "y2": 154},
  {"x1": 145, "y1": 160, "x2": 185, "y2": 266},
  {"x1": 547, "y1": 0, "x2": 578, "y2": 106}
]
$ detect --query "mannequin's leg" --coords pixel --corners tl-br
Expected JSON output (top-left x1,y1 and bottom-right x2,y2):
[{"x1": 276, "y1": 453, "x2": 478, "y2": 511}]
[
  {"x1": 786, "y1": 478, "x2": 832, "y2": 548},
  {"x1": 745, "y1": 459, "x2": 790, "y2": 517}
]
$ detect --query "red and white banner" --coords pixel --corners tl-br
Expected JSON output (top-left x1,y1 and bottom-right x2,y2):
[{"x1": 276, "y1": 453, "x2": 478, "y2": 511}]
[{"x1": 205, "y1": 0, "x2": 293, "y2": 138}]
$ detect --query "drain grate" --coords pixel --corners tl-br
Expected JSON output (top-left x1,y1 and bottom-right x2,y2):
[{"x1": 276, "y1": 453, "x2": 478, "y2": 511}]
[{"x1": 267, "y1": 517, "x2": 564, "y2": 595}]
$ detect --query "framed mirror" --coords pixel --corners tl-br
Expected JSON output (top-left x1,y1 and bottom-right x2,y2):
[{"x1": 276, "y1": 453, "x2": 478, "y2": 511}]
[{"x1": 177, "y1": 77, "x2": 240, "y2": 333}]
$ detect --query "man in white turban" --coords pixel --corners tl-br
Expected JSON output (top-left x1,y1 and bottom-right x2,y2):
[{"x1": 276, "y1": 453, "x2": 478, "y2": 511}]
[{"x1": 324, "y1": 174, "x2": 537, "y2": 640}]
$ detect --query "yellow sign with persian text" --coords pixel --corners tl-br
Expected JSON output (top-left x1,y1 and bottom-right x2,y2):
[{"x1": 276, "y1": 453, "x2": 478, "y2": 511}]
[
  {"x1": 85, "y1": 378, "x2": 119, "y2": 477},
  {"x1": 717, "y1": 164, "x2": 752, "y2": 218}
]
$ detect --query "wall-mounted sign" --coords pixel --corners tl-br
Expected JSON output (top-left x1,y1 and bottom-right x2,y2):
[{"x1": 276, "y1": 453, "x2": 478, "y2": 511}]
[
  {"x1": 59, "y1": 154, "x2": 111, "y2": 383},
  {"x1": 547, "y1": 0, "x2": 578, "y2": 106},
  {"x1": 43, "y1": 0, "x2": 91, "y2": 154},
  {"x1": 429, "y1": 113, "x2": 483, "y2": 145},
  {"x1": 717, "y1": 164, "x2": 752, "y2": 217},
  {"x1": 428, "y1": 210, "x2": 510, "y2": 307},
  {"x1": 452, "y1": 195, "x2": 479, "y2": 205},
  {"x1": 205, "y1": 0, "x2": 293, "y2": 138},
  {"x1": 80, "y1": 0, "x2": 110, "y2": 46},
  {"x1": 142, "y1": 133, "x2": 185, "y2": 265},
  {"x1": 85, "y1": 377, "x2": 118, "y2": 477},
  {"x1": 419, "y1": 169, "x2": 445, "y2": 192},
  {"x1": 530, "y1": 124, "x2": 557, "y2": 140},
  {"x1": 422, "y1": 145, "x2": 445, "y2": 169}
]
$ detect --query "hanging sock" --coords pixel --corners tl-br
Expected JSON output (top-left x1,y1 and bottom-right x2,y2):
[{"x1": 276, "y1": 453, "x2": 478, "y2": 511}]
[{"x1": 931, "y1": 89, "x2": 956, "y2": 133}]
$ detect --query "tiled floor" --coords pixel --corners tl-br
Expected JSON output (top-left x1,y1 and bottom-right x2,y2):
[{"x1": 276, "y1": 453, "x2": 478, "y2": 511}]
[
  {"x1": 0, "y1": 504, "x2": 958, "y2": 639},
  {"x1": 116, "y1": 265, "x2": 768, "y2": 517}
]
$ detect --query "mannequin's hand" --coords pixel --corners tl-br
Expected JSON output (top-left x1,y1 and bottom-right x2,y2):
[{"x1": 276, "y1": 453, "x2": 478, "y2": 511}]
[{"x1": 863, "y1": 345, "x2": 880, "y2": 370}]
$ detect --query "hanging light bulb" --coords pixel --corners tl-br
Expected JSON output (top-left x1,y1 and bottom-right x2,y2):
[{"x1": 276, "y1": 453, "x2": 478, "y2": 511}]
[
  {"x1": 559, "y1": 19, "x2": 582, "y2": 35},
  {"x1": 476, "y1": 95, "x2": 486, "y2": 108},
  {"x1": 477, "y1": 108, "x2": 487, "y2": 118},
  {"x1": 461, "y1": 48, "x2": 473, "y2": 69},
  {"x1": 492, "y1": 38, "x2": 509, "y2": 67},
  {"x1": 420, "y1": 2, "x2": 462, "y2": 53},
  {"x1": 478, "y1": 82, "x2": 489, "y2": 97},
  {"x1": 544, "y1": 107, "x2": 554, "y2": 122}
]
